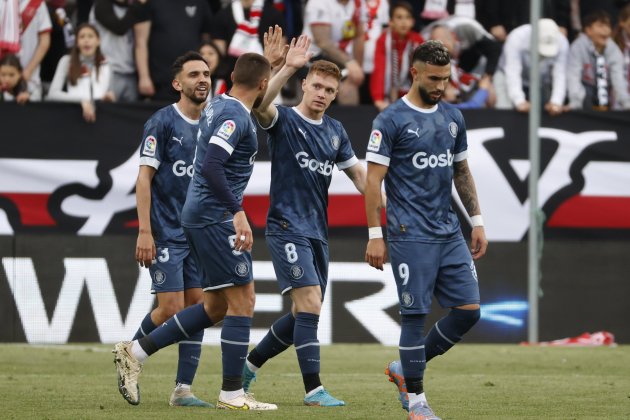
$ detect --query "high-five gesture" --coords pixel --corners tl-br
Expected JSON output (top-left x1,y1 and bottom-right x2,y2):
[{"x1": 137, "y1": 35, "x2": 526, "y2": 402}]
[
  {"x1": 263, "y1": 25, "x2": 288, "y2": 69},
  {"x1": 285, "y1": 35, "x2": 313, "y2": 70}
]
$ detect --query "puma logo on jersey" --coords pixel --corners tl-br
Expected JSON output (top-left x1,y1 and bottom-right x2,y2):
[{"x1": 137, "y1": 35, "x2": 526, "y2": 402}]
[
  {"x1": 171, "y1": 136, "x2": 184, "y2": 145},
  {"x1": 298, "y1": 128, "x2": 307, "y2": 139},
  {"x1": 407, "y1": 128, "x2": 420, "y2": 137}
]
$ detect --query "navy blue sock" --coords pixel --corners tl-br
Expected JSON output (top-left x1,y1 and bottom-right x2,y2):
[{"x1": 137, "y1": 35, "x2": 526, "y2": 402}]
[
  {"x1": 248, "y1": 312, "x2": 295, "y2": 368},
  {"x1": 176, "y1": 328, "x2": 204, "y2": 385},
  {"x1": 138, "y1": 303, "x2": 213, "y2": 355},
  {"x1": 425, "y1": 308, "x2": 480, "y2": 362},
  {"x1": 221, "y1": 316, "x2": 252, "y2": 391},
  {"x1": 399, "y1": 313, "x2": 426, "y2": 394},
  {"x1": 294, "y1": 312, "x2": 321, "y2": 393},
  {"x1": 132, "y1": 312, "x2": 157, "y2": 340}
]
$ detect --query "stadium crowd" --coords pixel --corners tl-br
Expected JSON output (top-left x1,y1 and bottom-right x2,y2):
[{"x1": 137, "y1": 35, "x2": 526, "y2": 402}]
[{"x1": 2, "y1": 0, "x2": 630, "y2": 120}]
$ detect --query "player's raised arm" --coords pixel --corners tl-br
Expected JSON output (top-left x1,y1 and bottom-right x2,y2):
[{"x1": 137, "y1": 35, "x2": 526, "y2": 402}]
[
  {"x1": 254, "y1": 31, "x2": 312, "y2": 127},
  {"x1": 453, "y1": 159, "x2": 488, "y2": 259},
  {"x1": 364, "y1": 162, "x2": 388, "y2": 270}
]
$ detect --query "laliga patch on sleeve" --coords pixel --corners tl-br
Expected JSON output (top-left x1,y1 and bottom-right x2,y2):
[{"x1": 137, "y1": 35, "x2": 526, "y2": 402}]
[
  {"x1": 367, "y1": 129, "x2": 383, "y2": 152},
  {"x1": 217, "y1": 120, "x2": 236, "y2": 140},
  {"x1": 143, "y1": 135, "x2": 157, "y2": 156}
]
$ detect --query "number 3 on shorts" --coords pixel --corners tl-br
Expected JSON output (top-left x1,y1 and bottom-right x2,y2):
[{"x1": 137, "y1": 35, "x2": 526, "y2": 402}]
[
  {"x1": 398, "y1": 263, "x2": 409, "y2": 285},
  {"x1": 284, "y1": 243, "x2": 298, "y2": 263}
]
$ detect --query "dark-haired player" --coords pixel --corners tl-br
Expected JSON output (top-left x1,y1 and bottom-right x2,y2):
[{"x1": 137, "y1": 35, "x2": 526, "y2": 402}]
[
  {"x1": 114, "y1": 52, "x2": 278, "y2": 410},
  {"x1": 364, "y1": 40, "x2": 488, "y2": 420},
  {"x1": 118, "y1": 51, "x2": 211, "y2": 407}
]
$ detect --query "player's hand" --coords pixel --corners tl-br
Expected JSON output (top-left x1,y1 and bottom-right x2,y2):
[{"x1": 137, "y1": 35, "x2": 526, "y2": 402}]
[
  {"x1": 470, "y1": 226, "x2": 488, "y2": 260},
  {"x1": 136, "y1": 230, "x2": 156, "y2": 267},
  {"x1": 233, "y1": 211, "x2": 253, "y2": 252},
  {"x1": 285, "y1": 34, "x2": 313, "y2": 70},
  {"x1": 365, "y1": 238, "x2": 387, "y2": 270},
  {"x1": 263, "y1": 25, "x2": 288, "y2": 69}
]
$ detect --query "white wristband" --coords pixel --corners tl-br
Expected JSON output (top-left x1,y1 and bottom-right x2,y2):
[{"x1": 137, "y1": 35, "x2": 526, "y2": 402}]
[
  {"x1": 471, "y1": 215, "x2": 484, "y2": 227},
  {"x1": 368, "y1": 226, "x2": 383, "y2": 239}
]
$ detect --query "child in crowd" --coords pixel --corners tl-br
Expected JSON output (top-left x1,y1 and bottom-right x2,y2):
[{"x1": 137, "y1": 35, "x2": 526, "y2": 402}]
[
  {"x1": 199, "y1": 40, "x2": 227, "y2": 97},
  {"x1": 0, "y1": 54, "x2": 30, "y2": 104},
  {"x1": 370, "y1": 1, "x2": 424, "y2": 111},
  {"x1": 47, "y1": 23, "x2": 114, "y2": 122}
]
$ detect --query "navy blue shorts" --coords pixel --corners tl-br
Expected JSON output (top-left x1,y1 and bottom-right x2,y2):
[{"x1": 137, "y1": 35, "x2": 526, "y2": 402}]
[
  {"x1": 183, "y1": 222, "x2": 253, "y2": 291},
  {"x1": 388, "y1": 238, "x2": 480, "y2": 314},
  {"x1": 149, "y1": 245, "x2": 203, "y2": 293},
  {"x1": 266, "y1": 234, "x2": 329, "y2": 296}
]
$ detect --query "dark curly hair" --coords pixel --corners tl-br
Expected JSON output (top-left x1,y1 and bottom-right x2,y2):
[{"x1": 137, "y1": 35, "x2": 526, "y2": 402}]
[{"x1": 411, "y1": 40, "x2": 451, "y2": 66}]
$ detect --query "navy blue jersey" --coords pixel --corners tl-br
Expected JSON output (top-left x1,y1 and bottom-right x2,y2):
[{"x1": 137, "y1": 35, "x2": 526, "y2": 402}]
[
  {"x1": 264, "y1": 106, "x2": 358, "y2": 242},
  {"x1": 139, "y1": 104, "x2": 199, "y2": 245},
  {"x1": 181, "y1": 94, "x2": 258, "y2": 227},
  {"x1": 366, "y1": 97, "x2": 468, "y2": 242}
]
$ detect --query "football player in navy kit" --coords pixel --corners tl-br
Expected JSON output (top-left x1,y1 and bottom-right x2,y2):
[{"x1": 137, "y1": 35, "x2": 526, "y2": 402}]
[
  {"x1": 114, "y1": 51, "x2": 212, "y2": 407},
  {"x1": 241, "y1": 29, "x2": 373, "y2": 407},
  {"x1": 364, "y1": 40, "x2": 488, "y2": 420},
  {"x1": 114, "y1": 52, "x2": 278, "y2": 411}
]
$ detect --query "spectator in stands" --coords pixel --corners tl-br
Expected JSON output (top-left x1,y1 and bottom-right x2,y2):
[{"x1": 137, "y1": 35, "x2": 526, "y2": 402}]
[
  {"x1": 493, "y1": 19, "x2": 569, "y2": 115},
  {"x1": 613, "y1": 4, "x2": 630, "y2": 88},
  {"x1": 198, "y1": 40, "x2": 228, "y2": 97},
  {"x1": 360, "y1": 0, "x2": 389, "y2": 104},
  {"x1": 424, "y1": 16, "x2": 500, "y2": 105},
  {"x1": 0, "y1": 53, "x2": 30, "y2": 103},
  {"x1": 370, "y1": 1, "x2": 423, "y2": 111},
  {"x1": 303, "y1": 0, "x2": 366, "y2": 105},
  {"x1": 270, "y1": 0, "x2": 304, "y2": 40},
  {"x1": 90, "y1": 0, "x2": 148, "y2": 102},
  {"x1": 13, "y1": 0, "x2": 53, "y2": 100},
  {"x1": 41, "y1": 2, "x2": 75, "y2": 95},
  {"x1": 475, "y1": 0, "x2": 570, "y2": 42},
  {"x1": 47, "y1": 23, "x2": 114, "y2": 122},
  {"x1": 134, "y1": 0, "x2": 213, "y2": 101},
  {"x1": 443, "y1": 71, "x2": 491, "y2": 108},
  {"x1": 210, "y1": 0, "x2": 285, "y2": 89},
  {"x1": 568, "y1": 11, "x2": 630, "y2": 110},
  {"x1": 423, "y1": 16, "x2": 501, "y2": 77}
]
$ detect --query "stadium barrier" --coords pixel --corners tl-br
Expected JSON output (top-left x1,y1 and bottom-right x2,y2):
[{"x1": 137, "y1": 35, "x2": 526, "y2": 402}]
[{"x1": 1, "y1": 102, "x2": 629, "y2": 344}]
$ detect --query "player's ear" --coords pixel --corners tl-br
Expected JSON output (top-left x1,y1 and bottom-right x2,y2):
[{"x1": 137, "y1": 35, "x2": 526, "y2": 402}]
[{"x1": 172, "y1": 78, "x2": 182, "y2": 92}]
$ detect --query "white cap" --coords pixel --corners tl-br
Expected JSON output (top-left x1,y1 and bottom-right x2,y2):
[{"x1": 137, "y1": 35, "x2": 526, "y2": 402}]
[{"x1": 538, "y1": 18, "x2": 560, "y2": 57}]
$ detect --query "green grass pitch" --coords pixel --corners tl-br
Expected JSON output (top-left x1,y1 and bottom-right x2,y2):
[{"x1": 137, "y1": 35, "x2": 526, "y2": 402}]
[{"x1": 1, "y1": 343, "x2": 629, "y2": 419}]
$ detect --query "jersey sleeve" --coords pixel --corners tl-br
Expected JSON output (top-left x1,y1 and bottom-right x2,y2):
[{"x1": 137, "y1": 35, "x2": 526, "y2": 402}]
[
  {"x1": 452, "y1": 110, "x2": 468, "y2": 162},
  {"x1": 139, "y1": 113, "x2": 166, "y2": 169},
  {"x1": 208, "y1": 112, "x2": 246, "y2": 155},
  {"x1": 365, "y1": 112, "x2": 395, "y2": 167},
  {"x1": 335, "y1": 125, "x2": 358, "y2": 170}
]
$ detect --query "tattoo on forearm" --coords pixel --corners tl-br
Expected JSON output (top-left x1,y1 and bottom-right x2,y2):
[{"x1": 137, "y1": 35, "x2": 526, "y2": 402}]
[{"x1": 454, "y1": 161, "x2": 481, "y2": 216}]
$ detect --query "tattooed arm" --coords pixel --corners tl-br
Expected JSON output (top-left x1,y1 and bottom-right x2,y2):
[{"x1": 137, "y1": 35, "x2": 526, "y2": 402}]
[{"x1": 454, "y1": 159, "x2": 488, "y2": 259}]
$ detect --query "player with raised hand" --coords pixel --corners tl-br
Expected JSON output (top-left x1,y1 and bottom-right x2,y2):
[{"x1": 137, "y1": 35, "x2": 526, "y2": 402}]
[
  {"x1": 364, "y1": 40, "x2": 488, "y2": 420},
  {"x1": 241, "y1": 26, "x2": 372, "y2": 407},
  {"x1": 119, "y1": 51, "x2": 212, "y2": 407},
  {"x1": 114, "y1": 52, "x2": 278, "y2": 411}
]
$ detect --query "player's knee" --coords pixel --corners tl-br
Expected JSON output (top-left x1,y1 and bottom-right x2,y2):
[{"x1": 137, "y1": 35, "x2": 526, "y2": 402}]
[
  {"x1": 453, "y1": 307, "x2": 481, "y2": 330},
  {"x1": 159, "y1": 301, "x2": 185, "y2": 319}
]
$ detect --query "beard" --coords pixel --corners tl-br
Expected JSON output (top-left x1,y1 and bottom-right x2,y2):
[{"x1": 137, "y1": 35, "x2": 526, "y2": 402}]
[
  {"x1": 418, "y1": 85, "x2": 442, "y2": 105},
  {"x1": 185, "y1": 85, "x2": 209, "y2": 104}
]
